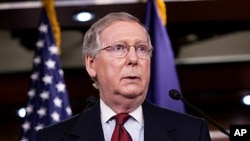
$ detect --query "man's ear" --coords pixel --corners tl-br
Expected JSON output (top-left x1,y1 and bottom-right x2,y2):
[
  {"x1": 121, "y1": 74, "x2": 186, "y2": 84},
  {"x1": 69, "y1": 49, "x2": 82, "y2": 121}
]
[{"x1": 85, "y1": 54, "x2": 97, "y2": 78}]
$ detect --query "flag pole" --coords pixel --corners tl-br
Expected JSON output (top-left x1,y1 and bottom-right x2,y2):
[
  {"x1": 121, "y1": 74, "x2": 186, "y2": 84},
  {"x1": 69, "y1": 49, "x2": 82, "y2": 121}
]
[{"x1": 42, "y1": 0, "x2": 61, "y2": 54}]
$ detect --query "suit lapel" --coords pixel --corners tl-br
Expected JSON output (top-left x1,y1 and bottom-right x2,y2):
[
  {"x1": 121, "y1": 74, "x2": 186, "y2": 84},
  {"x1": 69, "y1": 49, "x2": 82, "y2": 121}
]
[
  {"x1": 69, "y1": 100, "x2": 105, "y2": 141},
  {"x1": 143, "y1": 101, "x2": 176, "y2": 141},
  {"x1": 63, "y1": 100, "x2": 178, "y2": 141}
]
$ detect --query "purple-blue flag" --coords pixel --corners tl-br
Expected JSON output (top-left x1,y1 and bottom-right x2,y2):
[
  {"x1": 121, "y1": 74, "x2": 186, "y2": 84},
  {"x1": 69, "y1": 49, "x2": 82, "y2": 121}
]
[
  {"x1": 145, "y1": 0, "x2": 185, "y2": 113},
  {"x1": 20, "y1": 9, "x2": 72, "y2": 141}
]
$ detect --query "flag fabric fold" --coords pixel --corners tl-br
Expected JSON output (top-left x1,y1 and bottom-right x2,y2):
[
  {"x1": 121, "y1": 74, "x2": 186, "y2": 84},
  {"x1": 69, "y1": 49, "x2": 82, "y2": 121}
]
[
  {"x1": 20, "y1": 9, "x2": 72, "y2": 141},
  {"x1": 145, "y1": 0, "x2": 185, "y2": 113}
]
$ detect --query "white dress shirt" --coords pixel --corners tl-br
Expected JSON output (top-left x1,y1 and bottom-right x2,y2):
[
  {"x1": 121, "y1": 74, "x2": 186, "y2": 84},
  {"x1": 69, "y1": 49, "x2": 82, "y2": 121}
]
[{"x1": 100, "y1": 99, "x2": 144, "y2": 141}]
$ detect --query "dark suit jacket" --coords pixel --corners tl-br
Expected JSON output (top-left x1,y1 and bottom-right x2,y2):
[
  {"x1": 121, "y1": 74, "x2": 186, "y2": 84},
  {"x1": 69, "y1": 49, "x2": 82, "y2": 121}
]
[{"x1": 37, "y1": 100, "x2": 211, "y2": 141}]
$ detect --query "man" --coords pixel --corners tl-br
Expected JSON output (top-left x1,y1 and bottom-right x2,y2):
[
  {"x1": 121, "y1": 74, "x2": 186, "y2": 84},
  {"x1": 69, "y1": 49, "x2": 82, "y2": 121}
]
[{"x1": 37, "y1": 12, "x2": 211, "y2": 141}]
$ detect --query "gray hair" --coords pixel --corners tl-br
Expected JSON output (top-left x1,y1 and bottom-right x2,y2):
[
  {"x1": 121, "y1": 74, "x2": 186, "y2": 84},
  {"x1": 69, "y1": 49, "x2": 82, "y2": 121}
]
[{"x1": 82, "y1": 12, "x2": 152, "y2": 66}]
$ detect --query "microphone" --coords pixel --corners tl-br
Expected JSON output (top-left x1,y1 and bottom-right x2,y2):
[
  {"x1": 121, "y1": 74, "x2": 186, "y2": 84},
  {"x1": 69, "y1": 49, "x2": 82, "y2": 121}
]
[
  {"x1": 82, "y1": 95, "x2": 97, "y2": 111},
  {"x1": 61, "y1": 96, "x2": 97, "y2": 141},
  {"x1": 169, "y1": 89, "x2": 230, "y2": 137}
]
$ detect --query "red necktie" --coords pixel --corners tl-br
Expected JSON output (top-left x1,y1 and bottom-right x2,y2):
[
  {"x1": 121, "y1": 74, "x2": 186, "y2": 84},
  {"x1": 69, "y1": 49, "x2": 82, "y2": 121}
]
[{"x1": 111, "y1": 113, "x2": 132, "y2": 141}]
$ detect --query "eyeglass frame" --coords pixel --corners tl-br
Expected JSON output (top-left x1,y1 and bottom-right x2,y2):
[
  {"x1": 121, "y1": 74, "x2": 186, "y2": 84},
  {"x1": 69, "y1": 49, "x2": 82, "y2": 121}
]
[{"x1": 98, "y1": 41, "x2": 153, "y2": 59}]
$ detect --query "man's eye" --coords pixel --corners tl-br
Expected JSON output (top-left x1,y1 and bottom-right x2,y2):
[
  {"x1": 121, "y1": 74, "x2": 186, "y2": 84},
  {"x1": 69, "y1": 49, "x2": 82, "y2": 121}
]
[
  {"x1": 137, "y1": 45, "x2": 147, "y2": 52},
  {"x1": 113, "y1": 44, "x2": 125, "y2": 51}
]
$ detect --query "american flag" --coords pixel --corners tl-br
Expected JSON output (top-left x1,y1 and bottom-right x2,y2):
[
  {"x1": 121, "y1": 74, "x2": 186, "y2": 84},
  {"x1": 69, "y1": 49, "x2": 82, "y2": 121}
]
[{"x1": 20, "y1": 9, "x2": 72, "y2": 141}]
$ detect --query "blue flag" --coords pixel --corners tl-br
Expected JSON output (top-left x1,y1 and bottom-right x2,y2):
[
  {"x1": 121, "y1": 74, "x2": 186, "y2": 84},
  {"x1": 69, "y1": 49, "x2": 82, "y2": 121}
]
[
  {"x1": 20, "y1": 9, "x2": 72, "y2": 141},
  {"x1": 145, "y1": 0, "x2": 185, "y2": 113}
]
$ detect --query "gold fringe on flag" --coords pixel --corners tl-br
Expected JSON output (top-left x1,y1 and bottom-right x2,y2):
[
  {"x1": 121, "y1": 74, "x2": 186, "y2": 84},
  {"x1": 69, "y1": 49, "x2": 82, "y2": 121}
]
[
  {"x1": 41, "y1": 0, "x2": 61, "y2": 54},
  {"x1": 156, "y1": 0, "x2": 167, "y2": 26}
]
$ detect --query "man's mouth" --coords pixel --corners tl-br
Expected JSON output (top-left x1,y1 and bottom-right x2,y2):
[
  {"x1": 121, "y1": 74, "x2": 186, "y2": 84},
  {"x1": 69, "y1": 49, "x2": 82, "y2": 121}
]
[
  {"x1": 123, "y1": 76, "x2": 140, "y2": 81},
  {"x1": 127, "y1": 76, "x2": 138, "y2": 79}
]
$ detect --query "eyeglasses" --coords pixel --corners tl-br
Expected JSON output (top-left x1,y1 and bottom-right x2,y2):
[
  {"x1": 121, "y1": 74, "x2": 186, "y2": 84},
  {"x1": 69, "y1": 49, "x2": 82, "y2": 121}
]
[{"x1": 99, "y1": 41, "x2": 152, "y2": 59}]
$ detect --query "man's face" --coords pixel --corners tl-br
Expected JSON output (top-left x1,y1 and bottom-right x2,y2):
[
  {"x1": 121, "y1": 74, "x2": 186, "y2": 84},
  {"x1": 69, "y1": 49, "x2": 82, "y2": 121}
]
[{"x1": 86, "y1": 21, "x2": 151, "y2": 108}]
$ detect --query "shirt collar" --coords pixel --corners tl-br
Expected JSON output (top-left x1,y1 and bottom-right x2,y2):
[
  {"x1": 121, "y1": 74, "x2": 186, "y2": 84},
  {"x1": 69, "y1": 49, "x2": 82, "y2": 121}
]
[{"x1": 100, "y1": 99, "x2": 144, "y2": 125}]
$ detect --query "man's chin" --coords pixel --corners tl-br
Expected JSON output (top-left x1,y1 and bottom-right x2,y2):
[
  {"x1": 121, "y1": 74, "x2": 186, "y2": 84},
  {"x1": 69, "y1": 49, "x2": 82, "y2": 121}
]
[{"x1": 120, "y1": 90, "x2": 143, "y2": 98}]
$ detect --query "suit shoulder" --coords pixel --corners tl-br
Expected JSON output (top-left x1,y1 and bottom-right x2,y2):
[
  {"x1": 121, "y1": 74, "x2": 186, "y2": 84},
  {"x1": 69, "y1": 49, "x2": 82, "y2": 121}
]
[
  {"x1": 143, "y1": 100, "x2": 206, "y2": 123},
  {"x1": 36, "y1": 114, "x2": 79, "y2": 140},
  {"x1": 143, "y1": 101, "x2": 211, "y2": 140},
  {"x1": 44, "y1": 114, "x2": 79, "y2": 131}
]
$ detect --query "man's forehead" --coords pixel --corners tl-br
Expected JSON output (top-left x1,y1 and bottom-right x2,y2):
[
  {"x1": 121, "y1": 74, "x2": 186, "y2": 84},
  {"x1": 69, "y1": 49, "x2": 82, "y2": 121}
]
[{"x1": 100, "y1": 21, "x2": 147, "y2": 41}]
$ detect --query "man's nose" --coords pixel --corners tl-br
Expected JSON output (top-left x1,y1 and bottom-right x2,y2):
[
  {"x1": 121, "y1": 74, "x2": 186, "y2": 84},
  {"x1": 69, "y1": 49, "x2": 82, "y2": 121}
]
[{"x1": 126, "y1": 46, "x2": 138, "y2": 65}]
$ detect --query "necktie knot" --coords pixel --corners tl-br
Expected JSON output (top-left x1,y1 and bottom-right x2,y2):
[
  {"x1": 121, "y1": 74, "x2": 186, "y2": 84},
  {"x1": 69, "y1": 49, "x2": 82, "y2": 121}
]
[
  {"x1": 111, "y1": 113, "x2": 132, "y2": 141},
  {"x1": 114, "y1": 113, "x2": 130, "y2": 125}
]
